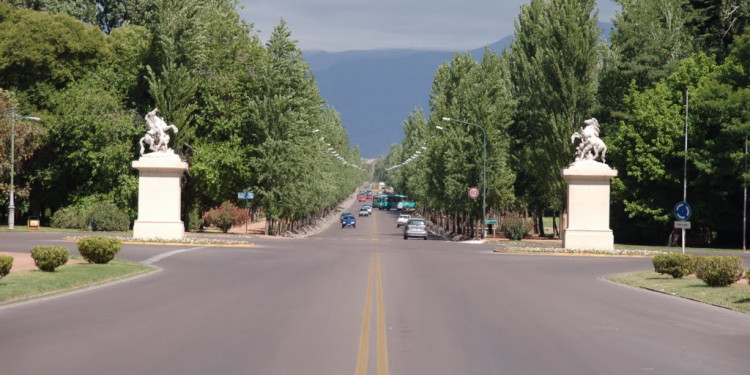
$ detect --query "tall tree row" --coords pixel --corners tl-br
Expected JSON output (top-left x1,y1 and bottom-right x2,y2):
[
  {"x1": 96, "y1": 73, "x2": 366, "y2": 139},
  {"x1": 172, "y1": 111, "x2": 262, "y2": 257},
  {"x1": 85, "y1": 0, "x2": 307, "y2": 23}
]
[
  {"x1": 382, "y1": 50, "x2": 516, "y2": 238},
  {"x1": 0, "y1": 1, "x2": 364, "y2": 233},
  {"x1": 382, "y1": 0, "x2": 749, "y2": 245}
]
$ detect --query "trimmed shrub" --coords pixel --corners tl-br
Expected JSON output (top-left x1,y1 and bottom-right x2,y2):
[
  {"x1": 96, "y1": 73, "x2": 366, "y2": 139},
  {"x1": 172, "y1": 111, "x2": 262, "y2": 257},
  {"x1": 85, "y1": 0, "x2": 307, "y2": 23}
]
[
  {"x1": 50, "y1": 200, "x2": 130, "y2": 231},
  {"x1": 88, "y1": 201, "x2": 129, "y2": 231},
  {"x1": 202, "y1": 201, "x2": 248, "y2": 233},
  {"x1": 77, "y1": 236, "x2": 122, "y2": 264},
  {"x1": 501, "y1": 213, "x2": 532, "y2": 241},
  {"x1": 652, "y1": 253, "x2": 697, "y2": 278},
  {"x1": 30, "y1": 246, "x2": 69, "y2": 272},
  {"x1": 50, "y1": 205, "x2": 87, "y2": 230},
  {"x1": 695, "y1": 256, "x2": 745, "y2": 287},
  {"x1": 0, "y1": 255, "x2": 13, "y2": 279}
]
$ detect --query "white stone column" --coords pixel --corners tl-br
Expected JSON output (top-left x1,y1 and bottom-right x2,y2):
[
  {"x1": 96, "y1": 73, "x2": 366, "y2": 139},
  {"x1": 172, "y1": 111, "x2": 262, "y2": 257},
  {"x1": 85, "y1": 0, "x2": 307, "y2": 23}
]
[
  {"x1": 132, "y1": 152, "x2": 188, "y2": 240},
  {"x1": 562, "y1": 160, "x2": 618, "y2": 250}
]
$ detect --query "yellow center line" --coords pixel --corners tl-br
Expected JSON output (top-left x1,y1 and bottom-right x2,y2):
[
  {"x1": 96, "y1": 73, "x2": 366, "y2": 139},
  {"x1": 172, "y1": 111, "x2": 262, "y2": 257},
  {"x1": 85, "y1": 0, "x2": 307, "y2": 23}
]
[
  {"x1": 355, "y1": 253, "x2": 375, "y2": 375},
  {"x1": 355, "y1": 211, "x2": 390, "y2": 375},
  {"x1": 376, "y1": 253, "x2": 390, "y2": 375}
]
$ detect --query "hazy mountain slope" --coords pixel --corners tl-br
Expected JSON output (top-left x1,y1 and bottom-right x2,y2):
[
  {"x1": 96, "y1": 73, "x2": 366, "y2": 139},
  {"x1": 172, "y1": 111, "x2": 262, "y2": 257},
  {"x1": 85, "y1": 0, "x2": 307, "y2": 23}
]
[{"x1": 306, "y1": 24, "x2": 611, "y2": 158}]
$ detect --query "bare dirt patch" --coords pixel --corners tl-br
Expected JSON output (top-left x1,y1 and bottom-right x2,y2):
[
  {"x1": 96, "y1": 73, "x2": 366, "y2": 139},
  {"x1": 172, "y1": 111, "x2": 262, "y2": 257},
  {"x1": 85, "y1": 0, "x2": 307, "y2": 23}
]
[{"x1": 0, "y1": 252, "x2": 83, "y2": 273}]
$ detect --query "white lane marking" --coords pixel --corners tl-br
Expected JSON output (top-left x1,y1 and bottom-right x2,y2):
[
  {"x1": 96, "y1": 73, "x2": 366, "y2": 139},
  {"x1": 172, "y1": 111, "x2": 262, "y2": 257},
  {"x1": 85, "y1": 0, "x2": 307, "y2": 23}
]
[{"x1": 141, "y1": 247, "x2": 205, "y2": 265}]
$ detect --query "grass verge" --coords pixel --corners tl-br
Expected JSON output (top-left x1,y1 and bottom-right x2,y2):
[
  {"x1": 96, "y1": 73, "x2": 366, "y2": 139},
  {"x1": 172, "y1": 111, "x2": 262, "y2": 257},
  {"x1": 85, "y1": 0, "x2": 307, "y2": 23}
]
[
  {"x1": 0, "y1": 257, "x2": 155, "y2": 306},
  {"x1": 608, "y1": 270, "x2": 750, "y2": 313}
]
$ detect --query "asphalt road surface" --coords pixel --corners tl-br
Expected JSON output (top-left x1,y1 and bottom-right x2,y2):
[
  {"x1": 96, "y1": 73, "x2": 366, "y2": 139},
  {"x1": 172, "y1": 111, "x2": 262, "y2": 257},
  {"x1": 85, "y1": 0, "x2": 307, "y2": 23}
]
[{"x1": 1, "y1": 205, "x2": 749, "y2": 375}]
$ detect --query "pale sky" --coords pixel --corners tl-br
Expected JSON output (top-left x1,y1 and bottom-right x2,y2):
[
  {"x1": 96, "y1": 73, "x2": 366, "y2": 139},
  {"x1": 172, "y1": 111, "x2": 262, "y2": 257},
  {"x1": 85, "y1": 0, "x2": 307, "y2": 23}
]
[{"x1": 237, "y1": 0, "x2": 621, "y2": 52}]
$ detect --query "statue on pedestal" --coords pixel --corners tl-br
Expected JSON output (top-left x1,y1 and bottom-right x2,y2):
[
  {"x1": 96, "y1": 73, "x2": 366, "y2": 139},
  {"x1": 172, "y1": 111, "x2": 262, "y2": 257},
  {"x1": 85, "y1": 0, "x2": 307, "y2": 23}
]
[
  {"x1": 139, "y1": 108, "x2": 179, "y2": 155},
  {"x1": 571, "y1": 118, "x2": 607, "y2": 163}
]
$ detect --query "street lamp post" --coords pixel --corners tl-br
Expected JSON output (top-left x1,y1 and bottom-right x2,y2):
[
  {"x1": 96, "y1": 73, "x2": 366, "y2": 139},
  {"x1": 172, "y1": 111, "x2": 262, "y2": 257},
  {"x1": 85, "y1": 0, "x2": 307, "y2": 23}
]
[
  {"x1": 5, "y1": 107, "x2": 40, "y2": 229},
  {"x1": 440, "y1": 117, "x2": 487, "y2": 239}
]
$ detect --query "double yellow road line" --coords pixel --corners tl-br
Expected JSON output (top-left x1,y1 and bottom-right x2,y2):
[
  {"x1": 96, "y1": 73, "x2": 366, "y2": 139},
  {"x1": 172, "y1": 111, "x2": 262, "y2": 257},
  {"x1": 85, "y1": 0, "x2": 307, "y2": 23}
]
[
  {"x1": 355, "y1": 209, "x2": 389, "y2": 375},
  {"x1": 355, "y1": 253, "x2": 389, "y2": 375}
]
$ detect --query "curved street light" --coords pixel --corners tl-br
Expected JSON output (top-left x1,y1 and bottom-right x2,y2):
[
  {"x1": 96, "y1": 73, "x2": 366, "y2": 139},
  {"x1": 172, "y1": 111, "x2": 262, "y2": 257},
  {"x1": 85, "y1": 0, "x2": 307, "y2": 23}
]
[{"x1": 440, "y1": 117, "x2": 487, "y2": 239}]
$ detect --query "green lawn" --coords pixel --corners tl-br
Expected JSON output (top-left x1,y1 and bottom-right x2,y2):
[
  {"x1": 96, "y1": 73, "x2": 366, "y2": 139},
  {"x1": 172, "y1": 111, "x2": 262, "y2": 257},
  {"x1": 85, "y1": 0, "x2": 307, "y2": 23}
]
[
  {"x1": 0, "y1": 257, "x2": 155, "y2": 305},
  {"x1": 608, "y1": 270, "x2": 750, "y2": 313}
]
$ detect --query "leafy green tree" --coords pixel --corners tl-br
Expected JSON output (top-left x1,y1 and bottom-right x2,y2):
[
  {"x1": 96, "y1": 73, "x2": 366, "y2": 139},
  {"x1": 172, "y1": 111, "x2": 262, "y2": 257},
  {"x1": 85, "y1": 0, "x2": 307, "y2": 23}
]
[
  {"x1": 508, "y1": 0, "x2": 602, "y2": 234},
  {"x1": 0, "y1": 89, "x2": 45, "y2": 219},
  {"x1": 33, "y1": 74, "x2": 140, "y2": 218},
  {"x1": 0, "y1": 4, "x2": 111, "y2": 106},
  {"x1": 687, "y1": 0, "x2": 749, "y2": 62}
]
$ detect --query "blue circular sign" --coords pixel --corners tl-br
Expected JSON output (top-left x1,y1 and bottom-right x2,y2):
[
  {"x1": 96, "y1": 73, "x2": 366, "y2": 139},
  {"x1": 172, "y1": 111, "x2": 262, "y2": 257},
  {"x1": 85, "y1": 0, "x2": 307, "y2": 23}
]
[{"x1": 674, "y1": 201, "x2": 692, "y2": 221}]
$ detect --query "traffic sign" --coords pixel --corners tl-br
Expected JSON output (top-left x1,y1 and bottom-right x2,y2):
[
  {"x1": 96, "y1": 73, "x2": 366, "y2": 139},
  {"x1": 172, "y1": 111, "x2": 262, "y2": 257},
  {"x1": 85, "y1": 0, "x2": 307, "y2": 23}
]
[
  {"x1": 468, "y1": 187, "x2": 480, "y2": 199},
  {"x1": 673, "y1": 201, "x2": 692, "y2": 221},
  {"x1": 237, "y1": 191, "x2": 254, "y2": 200},
  {"x1": 674, "y1": 221, "x2": 691, "y2": 229}
]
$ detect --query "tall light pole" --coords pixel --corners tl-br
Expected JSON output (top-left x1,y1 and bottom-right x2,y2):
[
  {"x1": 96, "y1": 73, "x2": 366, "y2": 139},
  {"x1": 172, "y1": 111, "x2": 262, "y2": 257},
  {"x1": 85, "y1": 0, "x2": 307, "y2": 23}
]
[
  {"x1": 440, "y1": 117, "x2": 487, "y2": 239},
  {"x1": 5, "y1": 107, "x2": 40, "y2": 229}
]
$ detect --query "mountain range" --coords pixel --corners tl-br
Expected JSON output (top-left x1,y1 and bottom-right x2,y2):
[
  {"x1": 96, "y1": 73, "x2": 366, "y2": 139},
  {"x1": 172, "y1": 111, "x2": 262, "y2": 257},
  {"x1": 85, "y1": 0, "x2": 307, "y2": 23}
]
[{"x1": 304, "y1": 23, "x2": 613, "y2": 158}]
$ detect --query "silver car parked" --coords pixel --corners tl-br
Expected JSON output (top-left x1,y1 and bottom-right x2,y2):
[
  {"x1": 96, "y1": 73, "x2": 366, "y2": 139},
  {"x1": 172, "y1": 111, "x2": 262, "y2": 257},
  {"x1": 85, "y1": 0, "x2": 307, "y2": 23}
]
[{"x1": 403, "y1": 218, "x2": 428, "y2": 240}]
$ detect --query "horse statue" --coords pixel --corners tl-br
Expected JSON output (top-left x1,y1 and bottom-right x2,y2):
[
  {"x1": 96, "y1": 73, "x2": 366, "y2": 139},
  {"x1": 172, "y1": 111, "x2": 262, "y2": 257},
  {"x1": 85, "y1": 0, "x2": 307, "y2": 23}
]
[
  {"x1": 139, "y1": 108, "x2": 179, "y2": 155},
  {"x1": 571, "y1": 118, "x2": 607, "y2": 163}
]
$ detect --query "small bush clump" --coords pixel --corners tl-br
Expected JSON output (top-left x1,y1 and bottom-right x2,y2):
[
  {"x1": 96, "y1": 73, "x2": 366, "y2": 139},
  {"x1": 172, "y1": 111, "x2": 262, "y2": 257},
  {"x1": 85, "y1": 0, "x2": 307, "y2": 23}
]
[
  {"x1": 652, "y1": 253, "x2": 697, "y2": 279},
  {"x1": 695, "y1": 256, "x2": 745, "y2": 287},
  {"x1": 77, "y1": 236, "x2": 122, "y2": 264},
  {"x1": 30, "y1": 246, "x2": 69, "y2": 272},
  {"x1": 50, "y1": 200, "x2": 130, "y2": 231},
  {"x1": 0, "y1": 255, "x2": 13, "y2": 279},
  {"x1": 501, "y1": 213, "x2": 532, "y2": 241},
  {"x1": 50, "y1": 205, "x2": 87, "y2": 229},
  {"x1": 202, "y1": 201, "x2": 248, "y2": 233},
  {"x1": 88, "y1": 201, "x2": 130, "y2": 231}
]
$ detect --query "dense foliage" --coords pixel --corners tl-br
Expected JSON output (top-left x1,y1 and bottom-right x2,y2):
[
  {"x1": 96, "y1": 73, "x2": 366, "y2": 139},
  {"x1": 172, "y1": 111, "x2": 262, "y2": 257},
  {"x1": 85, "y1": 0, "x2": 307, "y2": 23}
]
[
  {"x1": 0, "y1": 1, "x2": 364, "y2": 234},
  {"x1": 30, "y1": 245, "x2": 69, "y2": 272},
  {"x1": 77, "y1": 236, "x2": 122, "y2": 264},
  {"x1": 0, "y1": 254, "x2": 12, "y2": 278},
  {"x1": 50, "y1": 199, "x2": 129, "y2": 231},
  {"x1": 202, "y1": 201, "x2": 247, "y2": 233},
  {"x1": 380, "y1": 0, "x2": 749, "y2": 244},
  {"x1": 652, "y1": 253, "x2": 697, "y2": 279},
  {"x1": 695, "y1": 255, "x2": 745, "y2": 287}
]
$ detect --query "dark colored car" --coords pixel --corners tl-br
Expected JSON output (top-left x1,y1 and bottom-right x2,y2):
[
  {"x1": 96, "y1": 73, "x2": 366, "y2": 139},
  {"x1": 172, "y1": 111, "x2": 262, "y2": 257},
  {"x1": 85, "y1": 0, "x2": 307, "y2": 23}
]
[{"x1": 341, "y1": 214, "x2": 356, "y2": 228}]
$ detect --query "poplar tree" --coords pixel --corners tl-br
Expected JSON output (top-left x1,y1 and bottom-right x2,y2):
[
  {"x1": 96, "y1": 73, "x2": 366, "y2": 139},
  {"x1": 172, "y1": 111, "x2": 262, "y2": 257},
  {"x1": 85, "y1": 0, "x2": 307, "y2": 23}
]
[{"x1": 508, "y1": 0, "x2": 601, "y2": 233}]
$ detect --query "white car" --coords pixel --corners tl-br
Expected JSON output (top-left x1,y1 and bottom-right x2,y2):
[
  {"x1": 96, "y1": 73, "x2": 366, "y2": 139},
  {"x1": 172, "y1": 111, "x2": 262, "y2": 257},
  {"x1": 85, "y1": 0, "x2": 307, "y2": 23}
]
[
  {"x1": 396, "y1": 214, "x2": 410, "y2": 228},
  {"x1": 362, "y1": 205, "x2": 372, "y2": 214}
]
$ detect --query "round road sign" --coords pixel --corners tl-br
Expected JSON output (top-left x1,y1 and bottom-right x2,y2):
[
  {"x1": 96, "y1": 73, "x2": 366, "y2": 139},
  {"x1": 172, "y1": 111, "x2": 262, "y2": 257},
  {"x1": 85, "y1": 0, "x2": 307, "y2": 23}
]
[
  {"x1": 674, "y1": 201, "x2": 692, "y2": 221},
  {"x1": 468, "y1": 187, "x2": 480, "y2": 199}
]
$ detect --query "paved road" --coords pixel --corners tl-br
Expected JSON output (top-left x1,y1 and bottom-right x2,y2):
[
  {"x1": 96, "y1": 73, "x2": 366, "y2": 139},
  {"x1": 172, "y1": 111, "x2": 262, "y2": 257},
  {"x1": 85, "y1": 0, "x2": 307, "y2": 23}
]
[{"x1": 1, "y1": 206, "x2": 749, "y2": 375}]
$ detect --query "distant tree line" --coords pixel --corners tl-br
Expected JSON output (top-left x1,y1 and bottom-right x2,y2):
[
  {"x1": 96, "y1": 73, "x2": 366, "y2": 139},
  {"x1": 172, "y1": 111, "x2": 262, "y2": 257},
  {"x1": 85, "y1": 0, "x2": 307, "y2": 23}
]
[
  {"x1": 377, "y1": 0, "x2": 749, "y2": 245},
  {"x1": 0, "y1": 1, "x2": 365, "y2": 234}
]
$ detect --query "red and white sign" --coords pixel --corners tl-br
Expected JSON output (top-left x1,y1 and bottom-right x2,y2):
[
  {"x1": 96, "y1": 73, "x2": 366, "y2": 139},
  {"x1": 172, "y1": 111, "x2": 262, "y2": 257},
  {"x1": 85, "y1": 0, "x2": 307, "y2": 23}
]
[{"x1": 468, "y1": 187, "x2": 480, "y2": 199}]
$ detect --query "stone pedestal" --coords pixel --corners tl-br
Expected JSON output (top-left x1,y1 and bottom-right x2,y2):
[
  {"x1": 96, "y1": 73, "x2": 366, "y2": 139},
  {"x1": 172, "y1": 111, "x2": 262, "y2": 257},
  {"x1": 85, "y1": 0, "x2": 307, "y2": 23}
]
[
  {"x1": 562, "y1": 160, "x2": 618, "y2": 250},
  {"x1": 132, "y1": 152, "x2": 188, "y2": 240}
]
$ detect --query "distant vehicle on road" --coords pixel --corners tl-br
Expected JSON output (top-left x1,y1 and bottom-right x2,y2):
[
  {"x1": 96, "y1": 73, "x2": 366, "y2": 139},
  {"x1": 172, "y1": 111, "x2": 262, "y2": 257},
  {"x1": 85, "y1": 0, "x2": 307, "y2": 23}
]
[
  {"x1": 358, "y1": 207, "x2": 370, "y2": 217},
  {"x1": 396, "y1": 214, "x2": 410, "y2": 228},
  {"x1": 374, "y1": 194, "x2": 411, "y2": 210},
  {"x1": 404, "y1": 218, "x2": 428, "y2": 240},
  {"x1": 358, "y1": 195, "x2": 366, "y2": 202},
  {"x1": 341, "y1": 214, "x2": 356, "y2": 228},
  {"x1": 362, "y1": 205, "x2": 372, "y2": 214}
]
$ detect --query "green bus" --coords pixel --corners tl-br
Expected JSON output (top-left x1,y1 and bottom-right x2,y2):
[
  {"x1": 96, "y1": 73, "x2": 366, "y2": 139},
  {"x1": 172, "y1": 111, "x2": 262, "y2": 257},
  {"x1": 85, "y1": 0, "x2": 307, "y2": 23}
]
[{"x1": 374, "y1": 194, "x2": 414, "y2": 210}]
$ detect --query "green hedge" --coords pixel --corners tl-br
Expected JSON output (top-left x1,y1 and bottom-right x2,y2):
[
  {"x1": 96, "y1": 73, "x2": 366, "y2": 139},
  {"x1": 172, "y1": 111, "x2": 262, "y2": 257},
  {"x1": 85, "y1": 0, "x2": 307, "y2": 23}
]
[
  {"x1": 652, "y1": 253, "x2": 697, "y2": 279},
  {"x1": 695, "y1": 256, "x2": 745, "y2": 287},
  {"x1": 30, "y1": 246, "x2": 70, "y2": 272},
  {"x1": 77, "y1": 236, "x2": 122, "y2": 264},
  {"x1": 51, "y1": 200, "x2": 130, "y2": 231},
  {"x1": 0, "y1": 255, "x2": 13, "y2": 278}
]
